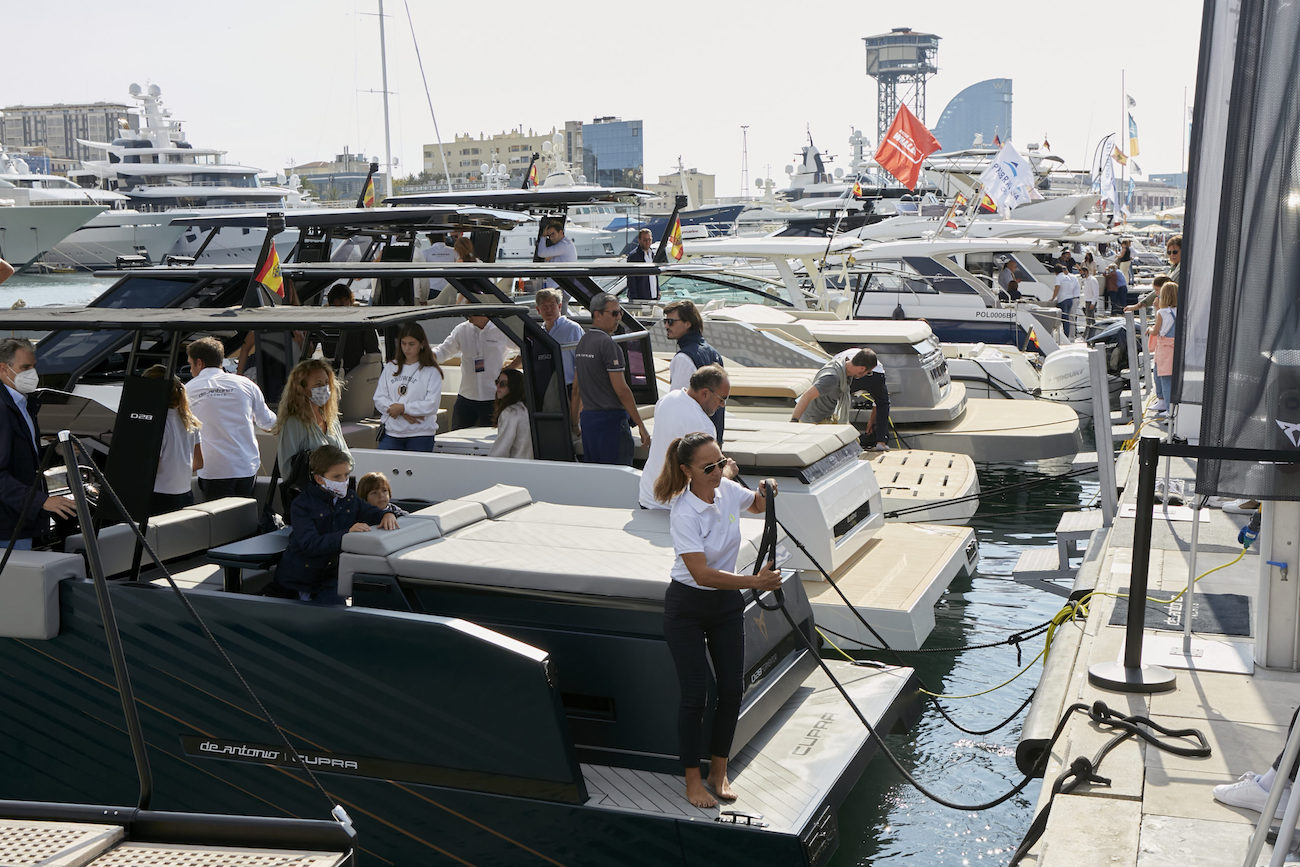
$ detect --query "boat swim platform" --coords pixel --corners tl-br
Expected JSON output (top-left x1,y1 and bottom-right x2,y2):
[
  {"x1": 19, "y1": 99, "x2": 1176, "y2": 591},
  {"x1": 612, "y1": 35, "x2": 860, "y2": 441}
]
[
  {"x1": 865, "y1": 448, "x2": 979, "y2": 524},
  {"x1": 802, "y1": 521, "x2": 977, "y2": 651},
  {"x1": 0, "y1": 818, "x2": 347, "y2": 866},
  {"x1": 1016, "y1": 449, "x2": 1299, "y2": 865},
  {"x1": 581, "y1": 661, "x2": 918, "y2": 839},
  {"x1": 890, "y1": 396, "x2": 1082, "y2": 463}
]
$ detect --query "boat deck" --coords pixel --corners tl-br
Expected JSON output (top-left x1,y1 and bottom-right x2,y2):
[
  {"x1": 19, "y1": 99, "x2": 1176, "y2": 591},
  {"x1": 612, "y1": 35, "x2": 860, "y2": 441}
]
[
  {"x1": 581, "y1": 661, "x2": 917, "y2": 835},
  {"x1": 1020, "y1": 440, "x2": 1296, "y2": 864},
  {"x1": 865, "y1": 448, "x2": 979, "y2": 524},
  {"x1": 0, "y1": 819, "x2": 347, "y2": 866}
]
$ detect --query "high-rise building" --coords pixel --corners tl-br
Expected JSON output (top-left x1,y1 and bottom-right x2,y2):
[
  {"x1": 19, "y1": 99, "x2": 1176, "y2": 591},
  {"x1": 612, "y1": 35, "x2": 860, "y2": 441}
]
[
  {"x1": 931, "y1": 78, "x2": 1013, "y2": 151},
  {"x1": 2, "y1": 102, "x2": 140, "y2": 164},
  {"x1": 581, "y1": 117, "x2": 643, "y2": 188}
]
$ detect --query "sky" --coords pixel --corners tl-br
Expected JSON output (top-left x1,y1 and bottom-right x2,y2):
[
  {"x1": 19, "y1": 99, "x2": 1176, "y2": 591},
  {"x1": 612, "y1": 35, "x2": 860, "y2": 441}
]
[{"x1": 1, "y1": 0, "x2": 1203, "y2": 197}]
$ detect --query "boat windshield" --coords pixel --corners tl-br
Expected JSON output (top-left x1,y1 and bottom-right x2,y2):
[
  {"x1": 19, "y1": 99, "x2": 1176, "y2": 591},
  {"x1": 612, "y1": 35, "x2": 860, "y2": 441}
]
[{"x1": 654, "y1": 272, "x2": 794, "y2": 308}]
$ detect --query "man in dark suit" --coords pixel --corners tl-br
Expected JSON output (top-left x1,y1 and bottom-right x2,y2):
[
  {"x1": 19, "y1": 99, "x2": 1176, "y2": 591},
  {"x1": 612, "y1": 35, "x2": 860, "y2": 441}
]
[
  {"x1": 626, "y1": 228, "x2": 659, "y2": 301},
  {"x1": 0, "y1": 338, "x2": 76, "y2": 549}
]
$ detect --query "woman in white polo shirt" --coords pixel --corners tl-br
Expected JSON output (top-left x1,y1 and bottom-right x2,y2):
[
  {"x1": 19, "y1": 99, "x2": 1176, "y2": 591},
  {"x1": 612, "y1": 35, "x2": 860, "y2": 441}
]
[{"x1": 652, "y1": 431, "x2": 781, "y2": 809}]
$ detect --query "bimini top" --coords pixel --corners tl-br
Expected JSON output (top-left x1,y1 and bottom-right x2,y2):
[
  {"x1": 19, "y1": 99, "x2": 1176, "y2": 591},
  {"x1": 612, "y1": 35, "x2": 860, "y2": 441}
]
[
  {"x1": 169, "y1": 205, "x2": 534, "y2": 233},
  {"x1": 0, "y1": 302, "x2": 536, "y2": 333},
  {"x1": 385, "y1": 186, "x2": 654, "y2": 209}
]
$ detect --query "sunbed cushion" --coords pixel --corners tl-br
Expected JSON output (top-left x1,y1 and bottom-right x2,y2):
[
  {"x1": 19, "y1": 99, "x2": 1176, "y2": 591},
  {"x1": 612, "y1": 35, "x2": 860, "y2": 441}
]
[
  {"x1": 184, "y1": 498, "x2": 259, "y2": 547},
  {"x1": 65, "y1": 523, "x2": 136, "y2": 577},
  {"x1": 409, "y1": 500, "x2": 488, "y2": 534},
  {"x1": 340, "y1": 517, "x2": 443, "y2": 557},
  {"x1": 388, "y1": 513, "x2": 768, "y2": 601},
  {"x1": 459, "y1": 484, "x2": 532, "y2": 518},
  {"x1": 145, "y1": 508, "x2": 212, "y2": 560},
  {"x1": 0, "y1": 550, "x2": 84, "y2": 640}
]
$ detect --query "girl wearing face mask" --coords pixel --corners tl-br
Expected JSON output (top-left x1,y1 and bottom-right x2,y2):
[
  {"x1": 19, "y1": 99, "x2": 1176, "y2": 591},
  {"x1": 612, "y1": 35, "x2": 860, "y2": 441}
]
[
  {"x1": 373, "y1": 322, "x2": 443, "y2": 452},
  {"x1": 272, "y1": 444, "x2": 397, "y2": 604},
  {"x1": 274, "y1": 358, "x2": 351, "y2": 507}
]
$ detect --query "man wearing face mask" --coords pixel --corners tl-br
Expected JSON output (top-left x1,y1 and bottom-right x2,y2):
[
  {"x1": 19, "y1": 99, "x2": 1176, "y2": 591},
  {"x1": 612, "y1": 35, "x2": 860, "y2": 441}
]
[{"x1": 0, "y1": 338, "x2": 76, "y2": 549}]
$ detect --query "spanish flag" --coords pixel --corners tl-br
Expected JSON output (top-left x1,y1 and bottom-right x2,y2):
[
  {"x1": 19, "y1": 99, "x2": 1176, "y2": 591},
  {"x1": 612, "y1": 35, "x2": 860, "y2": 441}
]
[
  {"x1": 361, "y1": 175, "x2": 376, "y2": 208},
  {"x1": 255, "y1": 240, "x2": 284, "y2": 297},
  {"x1": 978, "y1": 193, "x2": 997, "y2": 214},
  {"x1": 668, "y1": 217, "x2": 684, "y2": 261},
  {"x1": 528, "y1": 163, "x2": 539, "y2": 188},
  {"x1": 1112, "y1": 145, "x2": 1128, "y2": 167},
  {"x1": 954, "y1": 192, "x2": 968, "y2": 207},
  {"x1": 852, "y1": 179, "x2": 863, "y2": 198},
  {"x1": 1026, "y1": 327, "x2": 1040, "y2": 352},
  {"x1": 993, "y1": 134, "x2": 1001, "y2": 147}
]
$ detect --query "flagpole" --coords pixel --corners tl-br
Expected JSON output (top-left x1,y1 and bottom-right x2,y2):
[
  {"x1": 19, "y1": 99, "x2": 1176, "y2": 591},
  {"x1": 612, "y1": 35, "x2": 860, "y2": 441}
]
[{"x1": 1119, "y1": 69, "x2": 1127, "y2": 227}]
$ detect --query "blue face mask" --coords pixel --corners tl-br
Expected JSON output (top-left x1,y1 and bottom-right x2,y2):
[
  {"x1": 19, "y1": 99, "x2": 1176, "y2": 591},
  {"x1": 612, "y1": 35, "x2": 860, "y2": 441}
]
[{"x1": 318, "y1": 476, "x2": 349, "y2": 498}]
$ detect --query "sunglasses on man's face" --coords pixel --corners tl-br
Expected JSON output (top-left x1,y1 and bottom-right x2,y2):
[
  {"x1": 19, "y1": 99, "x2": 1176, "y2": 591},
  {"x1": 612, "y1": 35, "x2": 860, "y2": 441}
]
[
  {"x1": 663, "y1": 317, "x2": 682, "y2": 325},
  {"x1": 699, "y1": 456, "x2": 729, "y2": 474}
]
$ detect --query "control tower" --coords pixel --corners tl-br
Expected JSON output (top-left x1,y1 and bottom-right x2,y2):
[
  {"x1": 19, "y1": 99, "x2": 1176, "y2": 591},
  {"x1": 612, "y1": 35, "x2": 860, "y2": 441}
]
[{"x1": 862, "y1": 28, "x2": 940, "y2": 146}]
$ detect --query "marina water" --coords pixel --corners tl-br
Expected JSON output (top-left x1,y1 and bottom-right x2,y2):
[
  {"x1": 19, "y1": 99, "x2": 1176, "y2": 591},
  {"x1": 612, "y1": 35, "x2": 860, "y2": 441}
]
[{"x1": 9, "y1": 271, "x2": 1096, "y2": 864}]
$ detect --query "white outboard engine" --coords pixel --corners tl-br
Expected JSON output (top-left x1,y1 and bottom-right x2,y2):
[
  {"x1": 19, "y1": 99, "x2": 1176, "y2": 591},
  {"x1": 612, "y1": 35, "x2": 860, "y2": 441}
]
[{"x1": 1039, "y1": 344, "x2": 1095, "y2": 416}]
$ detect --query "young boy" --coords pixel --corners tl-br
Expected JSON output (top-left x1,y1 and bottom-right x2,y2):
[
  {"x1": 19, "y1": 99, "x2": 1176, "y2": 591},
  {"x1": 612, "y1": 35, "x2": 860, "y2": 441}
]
[
  {"x1": 274, "y1": 445, "x2": 397, "y2": 604},
  {"x1": 356, "y1": 471, "x2": 410, "y2": 517}
]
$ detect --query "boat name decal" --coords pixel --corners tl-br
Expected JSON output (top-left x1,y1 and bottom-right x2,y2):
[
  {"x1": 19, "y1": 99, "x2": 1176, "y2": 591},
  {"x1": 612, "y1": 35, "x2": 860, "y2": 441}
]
[
  {"x1": 184, "y1": 737, "x2": 360, "y2": 771},
  {"x1": 792, "y1": 713, "x2": 837, "y2": 756},
  {"x1": 974, "y1": 310, "x2": 1017, "y2": 320}
]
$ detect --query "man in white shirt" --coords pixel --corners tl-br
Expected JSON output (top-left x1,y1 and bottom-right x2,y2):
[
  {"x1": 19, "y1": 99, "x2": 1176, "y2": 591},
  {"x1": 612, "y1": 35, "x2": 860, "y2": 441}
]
[
  {"x1": 421, "y1": 231, "x2": 461, "y2": 305},
  {"x1": 639, "y1": 365, "x2": 734, "y2": 509},
  {"x1": 184, "y1": 336, "x2": 277, "y2": 500},
  {"x1": 434, "y1": 314, "x2": 513, "y2": 429},
  {"x1": 1049, "y1": 265, "x2": 1082, "y2": 339}
]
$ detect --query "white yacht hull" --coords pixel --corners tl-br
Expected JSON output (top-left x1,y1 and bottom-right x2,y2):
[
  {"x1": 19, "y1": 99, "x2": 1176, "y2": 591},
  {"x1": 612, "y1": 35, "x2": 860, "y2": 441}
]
[
  {"x1": 170, "y1": 223, "x2": 302, "y2": 265},
  {"x1": 42, "y1": 210, "x2": 190, "y2": 270},
  {"x1": 0, "y1": 205, "x2": 105, "y2": 270}
]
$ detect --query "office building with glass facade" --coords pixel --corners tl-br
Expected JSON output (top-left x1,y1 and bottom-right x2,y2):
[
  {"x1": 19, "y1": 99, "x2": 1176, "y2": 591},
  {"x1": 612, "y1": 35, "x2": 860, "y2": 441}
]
[{"x1": 581, "y1": 117, "x2": 643, "y2": 187}]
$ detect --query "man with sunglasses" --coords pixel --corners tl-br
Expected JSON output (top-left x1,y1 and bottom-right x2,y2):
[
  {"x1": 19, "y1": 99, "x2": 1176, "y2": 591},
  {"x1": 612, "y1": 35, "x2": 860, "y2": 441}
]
[
  {"x1": 638, "y1": 365, "x2": 735, "y2": 509},
  {"x1": 571, "y1": 293, "x2": 651, "y2": 465}
]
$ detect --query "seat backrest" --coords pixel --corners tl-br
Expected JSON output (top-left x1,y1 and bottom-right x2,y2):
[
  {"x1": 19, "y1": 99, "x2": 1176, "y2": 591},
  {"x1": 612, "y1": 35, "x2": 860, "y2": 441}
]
[
  {"x1": 340, "y1": 353, "x2": 383, "y2": 421},
  {"x1": 0, "y1": 550, "x2": 85, "y2": 639}
]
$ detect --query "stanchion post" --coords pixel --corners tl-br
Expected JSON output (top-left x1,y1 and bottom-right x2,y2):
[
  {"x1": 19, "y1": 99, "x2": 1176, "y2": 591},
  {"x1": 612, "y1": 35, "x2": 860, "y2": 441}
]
[
  {"x1": 1124, "y1": 311, "x2": 1143, "y2": 423},
  {"x1": 1088, "y1": 435, "x2": 1177, "y2": 692},
  {"x1": 1088, "y1": 347, "x2": 1117, "y2": 525}
]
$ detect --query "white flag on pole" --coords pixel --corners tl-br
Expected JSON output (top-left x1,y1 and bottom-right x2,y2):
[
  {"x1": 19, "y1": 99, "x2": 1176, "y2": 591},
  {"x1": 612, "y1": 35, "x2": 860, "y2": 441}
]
[{"x1": 978, "y1": 143, "x2": 1038, "y2": 212}]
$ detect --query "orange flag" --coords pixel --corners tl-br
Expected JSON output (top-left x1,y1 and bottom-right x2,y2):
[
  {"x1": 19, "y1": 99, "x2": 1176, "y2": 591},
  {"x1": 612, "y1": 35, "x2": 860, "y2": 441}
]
[{"x1": 872, "y1": 104, "x2": 942, "y2": 190}]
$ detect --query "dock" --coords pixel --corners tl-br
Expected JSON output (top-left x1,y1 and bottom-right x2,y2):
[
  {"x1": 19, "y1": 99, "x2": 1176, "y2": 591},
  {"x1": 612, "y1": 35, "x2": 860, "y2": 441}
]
[{"x1": 1018, "y1": 446, "x2": 1295, "y2": 865}]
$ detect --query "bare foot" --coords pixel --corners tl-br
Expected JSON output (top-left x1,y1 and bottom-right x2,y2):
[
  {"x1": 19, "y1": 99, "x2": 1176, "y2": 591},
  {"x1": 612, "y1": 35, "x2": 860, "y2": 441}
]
[
  {"x1": 707, "y1": 773, "x2": 738, "y2": 801},
  {"x1": 685, "y1": 778, "x2": 717, "y2": 808}
]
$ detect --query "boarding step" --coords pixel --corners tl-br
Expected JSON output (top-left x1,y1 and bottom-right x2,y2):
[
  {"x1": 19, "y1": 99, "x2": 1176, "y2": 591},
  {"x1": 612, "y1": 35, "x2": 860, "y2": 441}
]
[
  {"x1": 1056, "y1": 510, "x2": 1103, "y2": 567},
  {"x1": 0, "y1": 818, "x2": 348, "y2": 866},
  {"x1": 1012, "y1": 547, "x2": 1075, "y2": 598}
]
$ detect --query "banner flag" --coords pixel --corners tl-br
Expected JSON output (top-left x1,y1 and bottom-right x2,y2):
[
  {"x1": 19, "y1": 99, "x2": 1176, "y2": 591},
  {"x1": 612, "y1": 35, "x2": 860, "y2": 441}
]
[
  {"x1": 872, "y1": 104, "x2": 942, "y2": 190},
  {"x1": 977, "y1": 142, "x2": 1037, "y2": 211}
]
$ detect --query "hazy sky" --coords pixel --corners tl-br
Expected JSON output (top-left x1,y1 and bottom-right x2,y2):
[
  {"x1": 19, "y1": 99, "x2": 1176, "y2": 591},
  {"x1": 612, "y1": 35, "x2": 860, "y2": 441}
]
[{"x1": 2, "y1": 0, "x2": 1202, "y2": 196}]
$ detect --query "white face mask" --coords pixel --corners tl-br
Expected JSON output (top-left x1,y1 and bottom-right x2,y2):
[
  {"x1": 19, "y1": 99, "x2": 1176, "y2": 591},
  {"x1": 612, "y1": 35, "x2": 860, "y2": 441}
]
[
  {"x1": 309, "y1": 385, "x2": 331, "y2": 407},
  {"x1": 319, "y1": 476, "x2": 349, "y2": 498},
  {"x1": 9, "y1": 368, "x2": 38, "y2": 395}
]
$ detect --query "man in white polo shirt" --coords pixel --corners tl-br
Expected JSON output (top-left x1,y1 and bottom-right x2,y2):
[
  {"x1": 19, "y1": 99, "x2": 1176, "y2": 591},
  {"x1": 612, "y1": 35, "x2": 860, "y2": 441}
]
[
  {"x1": 434, "y1": 313, "x2": 513, "y2": 429},
  {"x1": 639, "y1": 365, "x2": 736, "y2": 509},
  {"x1": 184, "y1": 336, "x2": 277, "y2": 500}
]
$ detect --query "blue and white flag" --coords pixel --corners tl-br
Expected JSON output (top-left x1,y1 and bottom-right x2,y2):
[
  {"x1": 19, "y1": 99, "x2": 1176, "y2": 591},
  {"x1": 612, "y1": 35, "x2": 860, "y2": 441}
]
[{"x1": 978, "y1": 143, "x2": 1038, "y2": 212}]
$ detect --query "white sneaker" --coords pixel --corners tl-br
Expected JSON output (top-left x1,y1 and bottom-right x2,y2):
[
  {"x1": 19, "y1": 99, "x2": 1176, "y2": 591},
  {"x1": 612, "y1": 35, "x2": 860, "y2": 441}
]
[
  {"x1": 1213, "y1": 773, "x2": 1291, "y2": 819},
  {"x1": 1152, "y1": 400, "x2": 1169, "y2": 412},
  {"x1": 1223, "y1": 498, "x2": 1262, "y2": 515}
]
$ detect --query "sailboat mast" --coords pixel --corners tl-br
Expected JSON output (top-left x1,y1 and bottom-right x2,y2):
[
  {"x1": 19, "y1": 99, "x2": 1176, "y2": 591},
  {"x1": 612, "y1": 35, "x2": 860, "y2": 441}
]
[{"x1": 378, "y1": 0, "x2": 394, "y2": 199}]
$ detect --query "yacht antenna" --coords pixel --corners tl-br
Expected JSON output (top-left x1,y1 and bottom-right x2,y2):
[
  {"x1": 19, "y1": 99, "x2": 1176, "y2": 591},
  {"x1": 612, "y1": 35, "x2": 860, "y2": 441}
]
[
  {"x1": 377, "y1": 0, "x2": 394, "y2": 199},
  {"x1": 740, "y1": 124, "x2": 751, "y2": 201}
]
